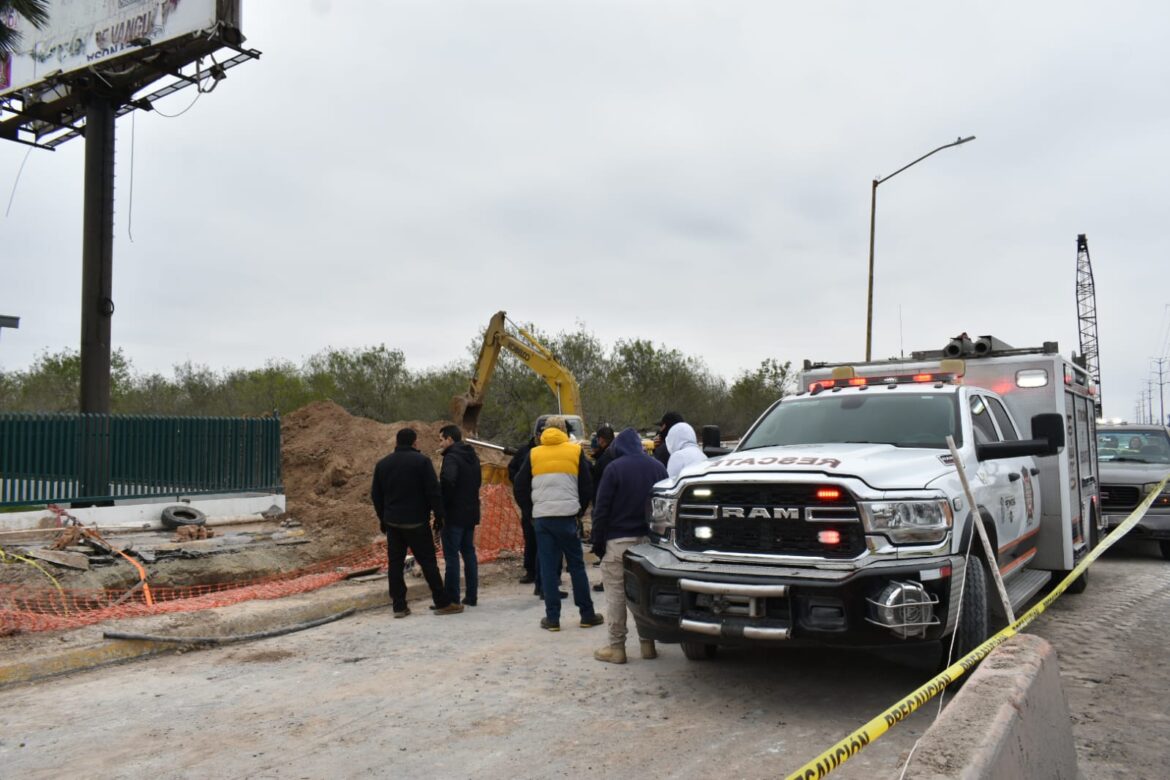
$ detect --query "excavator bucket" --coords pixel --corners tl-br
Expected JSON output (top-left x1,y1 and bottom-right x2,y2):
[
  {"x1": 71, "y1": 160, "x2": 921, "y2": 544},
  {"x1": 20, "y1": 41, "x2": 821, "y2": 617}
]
[{"x1": 450, "y1": 393, "x2": 482, "y2": 436}]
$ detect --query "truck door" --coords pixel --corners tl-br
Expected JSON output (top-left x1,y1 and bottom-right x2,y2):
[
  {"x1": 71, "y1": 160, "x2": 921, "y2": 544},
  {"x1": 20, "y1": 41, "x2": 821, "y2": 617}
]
[
  {"x1": 970, "y1": 394, "x2": 1031, "y2": 571},
  {"x1": 1066, "y1": 392, "x2": 1096, "y2": 550}
]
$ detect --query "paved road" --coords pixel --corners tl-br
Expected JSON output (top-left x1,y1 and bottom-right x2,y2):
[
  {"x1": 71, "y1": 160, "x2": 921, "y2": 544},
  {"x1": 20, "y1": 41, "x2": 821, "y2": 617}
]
[
  {"x1": 1029, "y1": 540, "x2": 1170, "y2": 779},
  {"x1": 1, "y1": 546, "x2": 1163, "y2": 779}
]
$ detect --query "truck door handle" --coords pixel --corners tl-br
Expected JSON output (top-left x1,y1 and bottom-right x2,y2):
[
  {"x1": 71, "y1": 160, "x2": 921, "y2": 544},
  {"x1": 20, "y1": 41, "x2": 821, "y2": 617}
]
[{"x1": 1009, "y1": 473, "x2": 1021, "y2": 482}]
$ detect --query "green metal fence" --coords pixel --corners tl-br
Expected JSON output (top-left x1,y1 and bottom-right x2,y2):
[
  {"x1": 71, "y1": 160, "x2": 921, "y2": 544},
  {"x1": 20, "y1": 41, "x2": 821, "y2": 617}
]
[{"x1": 0, "y1": 413, "x2": 282, "y2": 507}]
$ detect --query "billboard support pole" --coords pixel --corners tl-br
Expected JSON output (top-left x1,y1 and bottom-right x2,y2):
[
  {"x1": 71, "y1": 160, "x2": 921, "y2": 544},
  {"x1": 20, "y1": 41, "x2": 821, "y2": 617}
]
[
  {"x1": 80, "y1": 92, "x2": 116, "y2": 416},
  {"x1": 78, "y1": 92, "x2": 117, "y2": 505}
]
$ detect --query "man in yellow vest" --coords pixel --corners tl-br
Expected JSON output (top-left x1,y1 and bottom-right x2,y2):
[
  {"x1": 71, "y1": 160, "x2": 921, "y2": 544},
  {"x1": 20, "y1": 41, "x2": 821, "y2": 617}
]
[{"x1": 513, "y1": 416, "x2": 604, "y2": 632}]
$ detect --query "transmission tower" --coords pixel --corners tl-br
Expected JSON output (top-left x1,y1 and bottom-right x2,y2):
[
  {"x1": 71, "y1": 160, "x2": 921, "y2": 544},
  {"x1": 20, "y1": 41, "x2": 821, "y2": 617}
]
[{"x1": 1075, "y1": 234, "x2": 1102, "y2": 415}]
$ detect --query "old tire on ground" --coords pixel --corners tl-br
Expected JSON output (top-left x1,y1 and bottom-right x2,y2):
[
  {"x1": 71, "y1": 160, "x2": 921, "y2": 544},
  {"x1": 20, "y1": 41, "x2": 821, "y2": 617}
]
[
  {"x1": 1160, "y1": 540, "x2": 1170, "y2": 561},
  {"x1": 161, "y1": 505, "x2": 207, "y2": 530},
  {"x1": 680, "y1": 641, "x2": 718, "y2": 661},
  {"x1": 953, "y1": 556, "x2": 989, "y2": 660}
]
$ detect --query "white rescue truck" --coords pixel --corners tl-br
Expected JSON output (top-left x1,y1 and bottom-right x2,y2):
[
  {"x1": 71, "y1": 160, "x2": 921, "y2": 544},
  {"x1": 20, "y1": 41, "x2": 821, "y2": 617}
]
[{"x1": 624, "y1": 335, "x2": 1101, "y2": 661}]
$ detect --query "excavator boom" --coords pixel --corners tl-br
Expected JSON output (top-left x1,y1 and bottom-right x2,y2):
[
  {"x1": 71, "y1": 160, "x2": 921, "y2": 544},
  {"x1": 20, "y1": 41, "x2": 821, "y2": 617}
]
[{"x1": 451, "y1": 311, "x2": 584, "y2": 436}]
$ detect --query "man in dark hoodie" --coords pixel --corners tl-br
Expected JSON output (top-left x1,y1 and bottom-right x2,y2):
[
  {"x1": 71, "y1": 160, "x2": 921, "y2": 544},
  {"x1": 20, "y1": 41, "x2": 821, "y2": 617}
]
[
  {"x1": 438, "y1": 424, "x2": 482, "y2": 607},
  {"x1": 371, "y1": 427, "x2": 463, "y2": 618},
  {"x1": 652, "y1": 411, "x2": 685, "y2": 467},
  {"x1": 508, "y1": 431, "x2": 539, "y2": 585},
  {"x1": 590, "y1": 427, "x2": 668, "y2": 663}
]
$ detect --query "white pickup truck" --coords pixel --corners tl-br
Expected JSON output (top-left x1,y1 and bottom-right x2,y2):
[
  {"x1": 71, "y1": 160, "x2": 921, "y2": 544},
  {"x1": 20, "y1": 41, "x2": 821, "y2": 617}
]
[{"x1": 624, "y1": 336, "x2": 1100, "y2": 661}]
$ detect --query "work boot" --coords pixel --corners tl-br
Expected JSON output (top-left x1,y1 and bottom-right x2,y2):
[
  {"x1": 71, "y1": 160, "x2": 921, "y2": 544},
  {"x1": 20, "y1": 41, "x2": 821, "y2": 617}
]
[
  {"x1": 594, "y1": 644, "x2": 627, "y2": 664},
  {"x1": 640, "y1": 639, "x2": 658, "y2": 659},
  {"x1": 579, "y1": 614, "x2": 604, "y2": 628},
  {"x1": 393, "y1": 607, "x2": 411, "y2": 619},
  {"x1": 433, "y1": 603, "x2": 464, "y2": 616}
]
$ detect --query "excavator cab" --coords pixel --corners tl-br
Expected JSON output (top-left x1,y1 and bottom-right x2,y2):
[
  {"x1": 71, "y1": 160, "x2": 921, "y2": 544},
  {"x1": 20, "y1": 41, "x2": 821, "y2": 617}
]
[{"x1": 533, "y1": 414, "x2": 587, "y2": 442}]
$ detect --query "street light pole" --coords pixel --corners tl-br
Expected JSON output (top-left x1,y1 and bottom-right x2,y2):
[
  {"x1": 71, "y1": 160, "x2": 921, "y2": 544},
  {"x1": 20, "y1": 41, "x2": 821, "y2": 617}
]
[{"x1": 865, "y1": 135, "x2": 976, "y2": 361}]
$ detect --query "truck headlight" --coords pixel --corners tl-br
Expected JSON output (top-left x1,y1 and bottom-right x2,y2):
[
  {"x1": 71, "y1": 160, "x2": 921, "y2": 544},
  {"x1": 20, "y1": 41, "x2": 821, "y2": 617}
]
[
  {"x1": 648, "y1": 495, "x2": 678, "y2": 538},
  {"x1": 859, "y1": 500, "x2": 953, "y2": 544},
  {"x1": 1143, "y1": 483, "x2": 1170, "y2": 508}
]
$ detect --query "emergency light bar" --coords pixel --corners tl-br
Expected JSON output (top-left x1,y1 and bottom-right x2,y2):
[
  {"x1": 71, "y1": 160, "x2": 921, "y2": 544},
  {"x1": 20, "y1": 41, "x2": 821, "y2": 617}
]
[{"x1": 806, "y1": 359, "x2": 967, "y2": 394}]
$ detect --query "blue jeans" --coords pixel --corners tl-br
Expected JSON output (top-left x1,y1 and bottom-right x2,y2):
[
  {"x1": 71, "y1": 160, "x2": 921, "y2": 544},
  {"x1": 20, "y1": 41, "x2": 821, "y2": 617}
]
[
  {"x1": 535, "y1": 516, "x2": 595, "y2": 623},
  {"x1": 440, "y1": 524, "x2": 478, "y2": 604}
]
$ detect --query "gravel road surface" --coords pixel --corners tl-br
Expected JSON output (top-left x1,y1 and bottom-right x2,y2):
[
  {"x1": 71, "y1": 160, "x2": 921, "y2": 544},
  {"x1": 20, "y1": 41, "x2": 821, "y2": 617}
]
[{"x1": 1, "y1": 544, "x2": 1164, "y2": 779}]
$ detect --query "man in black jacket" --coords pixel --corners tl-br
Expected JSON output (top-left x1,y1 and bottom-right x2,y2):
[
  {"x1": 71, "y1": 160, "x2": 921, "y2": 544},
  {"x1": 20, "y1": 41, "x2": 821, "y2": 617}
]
[
  {"x1": 371, "y1": 428, "x2": 464, "y2": 618},
  {"x1": 507, "y1": 433, "x2": 539, "y2": 584},
  {"x1": 438, "y1": 424, "x2": 482, "y2": 606}
]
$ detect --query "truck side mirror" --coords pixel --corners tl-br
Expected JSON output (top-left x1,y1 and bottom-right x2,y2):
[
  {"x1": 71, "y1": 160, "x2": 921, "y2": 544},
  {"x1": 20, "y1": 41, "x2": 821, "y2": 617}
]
[
  {"x1": 976, "y1": 412, "x2": 1066, "y2": 462},
  {"x1": 1030, "y1": 413, "x2": 1065, "y2": 455},
  {"x1": 702, "y1": 425, "x2": 731, "y2": 457}
]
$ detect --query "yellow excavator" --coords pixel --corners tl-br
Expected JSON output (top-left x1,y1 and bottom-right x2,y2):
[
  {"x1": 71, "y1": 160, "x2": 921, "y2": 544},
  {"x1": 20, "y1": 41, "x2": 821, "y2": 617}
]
[{"x1": 451, "y1": 311, "x2": 587, "y2": 441}]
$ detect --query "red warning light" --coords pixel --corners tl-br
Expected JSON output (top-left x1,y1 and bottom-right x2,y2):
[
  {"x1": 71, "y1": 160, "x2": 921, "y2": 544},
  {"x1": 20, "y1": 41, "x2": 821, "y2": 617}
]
[
  {"x1": 847, "y1": 377, "x2": 867, "y2": 386},
  {"x1": 912, "y1": 373, "x2": 933, "y2": 383},
  {"x1": 818, "y1": 529, "x2": 842, "y2": 545},
  {"x1": 816, "y1": 487, "x2": 841, "y2": 500},
  {"x1": 809, "y1": 380, "x2": 836, "y2": 392}
]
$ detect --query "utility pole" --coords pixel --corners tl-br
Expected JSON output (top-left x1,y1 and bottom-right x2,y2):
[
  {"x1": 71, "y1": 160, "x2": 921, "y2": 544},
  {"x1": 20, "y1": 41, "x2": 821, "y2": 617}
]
[
  {"x1": 1153, "y1": 357, "x2": 1167, "y2": 427},
  {"x1": 1148, "y1": 380, "x2": 1156, "y2": 424}
]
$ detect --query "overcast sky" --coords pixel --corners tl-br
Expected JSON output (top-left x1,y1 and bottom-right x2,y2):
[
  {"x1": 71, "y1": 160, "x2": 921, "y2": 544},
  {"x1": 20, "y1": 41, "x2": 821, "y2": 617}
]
[{"x1": 2, "y1": 1, "x2": 1169, "y2": 421}]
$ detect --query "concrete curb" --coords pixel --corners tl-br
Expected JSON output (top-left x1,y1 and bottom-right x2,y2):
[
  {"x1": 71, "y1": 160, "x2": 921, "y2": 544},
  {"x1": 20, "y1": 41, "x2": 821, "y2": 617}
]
[
  {"x1": 0, "y1": 576, "x2": 427, "y2": 689},
  {"x1": 905, "y1": 634, "x2": 1079, "y2": 779}
]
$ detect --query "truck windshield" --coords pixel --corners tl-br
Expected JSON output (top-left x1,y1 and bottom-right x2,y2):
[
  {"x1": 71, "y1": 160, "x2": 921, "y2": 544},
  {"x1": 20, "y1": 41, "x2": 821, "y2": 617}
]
[
  {"x1": 1096, "y1": 430, "x2": 1170, "y2": 464},
  {"x1": 739, "y1": 392, "x2": 961, "y2": 450}
]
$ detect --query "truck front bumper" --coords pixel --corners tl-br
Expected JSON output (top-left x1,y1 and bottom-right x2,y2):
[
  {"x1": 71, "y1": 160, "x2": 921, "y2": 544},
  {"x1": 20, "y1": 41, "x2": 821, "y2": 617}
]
[
  {"x1": 623, "y1": 542, "x2": 965, "y2": 648},
  {"x1": 1103, "y1": 510, "x2": 1170, "y2": 541}
]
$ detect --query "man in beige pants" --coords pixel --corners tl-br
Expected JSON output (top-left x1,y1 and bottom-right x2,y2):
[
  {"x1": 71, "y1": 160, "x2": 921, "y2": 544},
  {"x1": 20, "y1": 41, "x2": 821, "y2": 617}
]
[{"x1": 589, "y1": 427, "x2": 669, "y2": 663}]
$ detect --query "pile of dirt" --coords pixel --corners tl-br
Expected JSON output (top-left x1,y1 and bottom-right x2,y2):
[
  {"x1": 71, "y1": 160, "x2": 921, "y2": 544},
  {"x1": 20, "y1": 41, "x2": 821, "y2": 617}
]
[{"x1": 281, "y1": 401, "x2": 511, "y2": 559}]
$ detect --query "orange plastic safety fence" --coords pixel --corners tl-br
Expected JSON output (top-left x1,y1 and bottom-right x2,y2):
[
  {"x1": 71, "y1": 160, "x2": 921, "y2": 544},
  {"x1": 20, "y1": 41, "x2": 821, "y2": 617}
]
[{"x1": 0, "y1": 484, "x2": 525, "y2": 636}]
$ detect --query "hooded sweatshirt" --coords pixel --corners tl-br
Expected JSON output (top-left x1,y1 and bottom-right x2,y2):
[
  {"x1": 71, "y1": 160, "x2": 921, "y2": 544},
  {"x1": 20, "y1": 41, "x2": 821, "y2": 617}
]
[
  {"x1": 512, "y1": 426, "x2": 593, "y2": 519},
  {"x1": 592, "y1": 427, "x2": 669, "y2": 542},
  {"x1": 666, "y1": 422, "x2": 706, "y2": 478},
  {"x1": 440, "y1": 440, "x2": 482, "y2": 527}
]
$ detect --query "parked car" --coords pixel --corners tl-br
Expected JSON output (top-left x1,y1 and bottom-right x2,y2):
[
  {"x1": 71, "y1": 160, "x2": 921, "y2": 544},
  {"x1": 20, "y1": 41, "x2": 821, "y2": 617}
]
[{"x1": 1096, "y1": 424, "x2": 1170, "y2": 560}]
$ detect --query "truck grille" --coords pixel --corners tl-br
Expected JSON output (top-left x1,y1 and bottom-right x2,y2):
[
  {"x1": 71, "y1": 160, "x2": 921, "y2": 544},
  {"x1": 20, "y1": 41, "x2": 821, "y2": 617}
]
[
  {"x1": 1099, "y1": 484, "x2": 1141, "y2": 511},
  {"x1": 676, "y1": 483, "x2": 865, "y2": 559}
]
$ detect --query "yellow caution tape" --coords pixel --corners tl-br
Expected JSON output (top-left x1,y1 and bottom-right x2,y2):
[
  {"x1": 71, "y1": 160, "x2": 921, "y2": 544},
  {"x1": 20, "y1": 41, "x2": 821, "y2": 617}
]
[{"x1": 786, "y1": 473, "x2": 1170, "y2": 780}]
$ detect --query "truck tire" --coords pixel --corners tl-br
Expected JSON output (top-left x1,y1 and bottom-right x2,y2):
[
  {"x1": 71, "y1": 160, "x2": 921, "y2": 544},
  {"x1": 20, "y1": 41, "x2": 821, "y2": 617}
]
[
  {"x1": 161, "y1": 505, "x2": 207, "y2": 530},
  {"x1": 953, "y1": 556, "x2": 989, "y2": 659},
  {"x1": 680, "y1": 641, "x2": 718, "y2": 661},
  {"x1": 1064, "y1": 508, "x2": 1098, "y2": 595}
]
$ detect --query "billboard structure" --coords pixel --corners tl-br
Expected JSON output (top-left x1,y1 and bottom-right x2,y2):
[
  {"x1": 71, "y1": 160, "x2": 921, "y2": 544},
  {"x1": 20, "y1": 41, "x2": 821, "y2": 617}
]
[
  {"x1": 1, "y1": 0, "x2": 258, "y2": 148},
  {"x1": 0, "y1": 0, "x2": 259, "y2": 436}
]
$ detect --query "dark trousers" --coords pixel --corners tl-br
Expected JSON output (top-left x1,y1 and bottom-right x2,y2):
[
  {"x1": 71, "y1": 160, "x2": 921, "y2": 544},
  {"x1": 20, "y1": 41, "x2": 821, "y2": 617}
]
[
  {"x1": 535, "y1": 515, "x2": 596, "y2": 623},
  {"x1": 386, "y1": 524, "x2": 450, "y2": 612},
  {"x1": 521, "y1": 514, "x2": 537, "y2": 575},
  {"x1": 440, "y1": 524, "x2": 478, "y2": 604}
]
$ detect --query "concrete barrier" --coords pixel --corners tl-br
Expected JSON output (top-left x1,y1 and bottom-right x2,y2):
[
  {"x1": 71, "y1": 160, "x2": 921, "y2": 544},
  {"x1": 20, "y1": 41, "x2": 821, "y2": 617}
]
[{"x1": 905, "y1": 633, "x2": 1079, "y2": 779}]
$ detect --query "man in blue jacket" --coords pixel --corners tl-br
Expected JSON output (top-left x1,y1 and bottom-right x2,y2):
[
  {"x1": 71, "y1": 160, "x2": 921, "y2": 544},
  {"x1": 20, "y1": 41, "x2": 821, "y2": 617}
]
[
  {"x1": 438, "y1": 424, "x2": 482, "y2": 607},
  {"x1": 590, "y1": 427, "x2": 668, "y2": 663}
]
